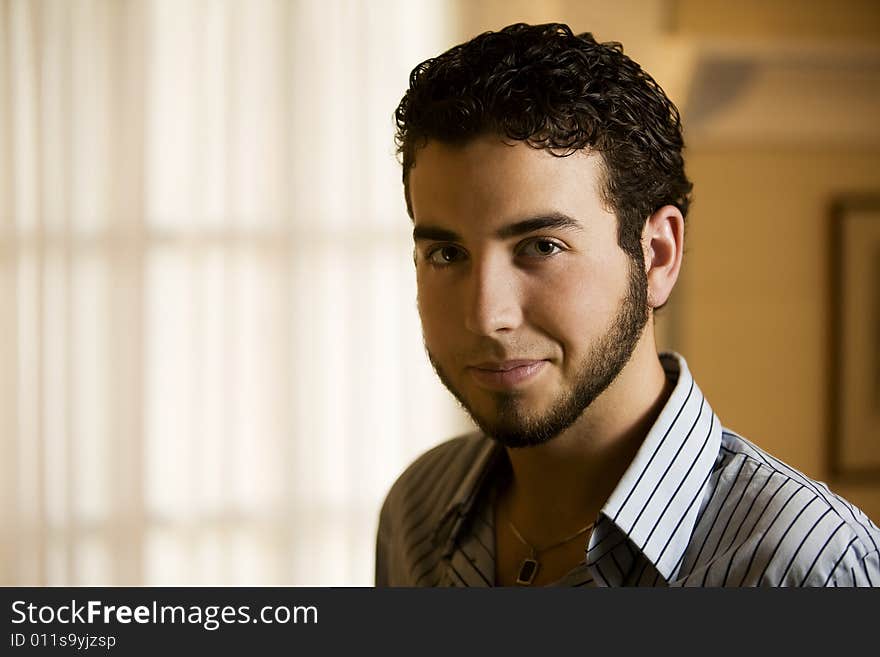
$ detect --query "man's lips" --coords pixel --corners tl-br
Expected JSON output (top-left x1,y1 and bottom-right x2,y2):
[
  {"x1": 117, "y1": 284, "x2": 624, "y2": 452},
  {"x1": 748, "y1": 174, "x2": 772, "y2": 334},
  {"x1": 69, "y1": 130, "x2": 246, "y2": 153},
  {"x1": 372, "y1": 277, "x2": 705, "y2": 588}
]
[
  {"x1": 470, "y1": 359, "x2": 545, "y2": 371},
  {"x1": 467, "y1": 360, "x2": 548, "y2": 389}
]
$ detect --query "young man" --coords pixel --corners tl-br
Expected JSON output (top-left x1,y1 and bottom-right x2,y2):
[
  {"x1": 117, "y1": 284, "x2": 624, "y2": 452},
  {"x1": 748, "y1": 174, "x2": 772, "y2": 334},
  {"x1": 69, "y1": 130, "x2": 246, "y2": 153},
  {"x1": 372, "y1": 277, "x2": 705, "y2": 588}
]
[{"x1": 375, "y1": 23, "x2": 879, "y2": 587}]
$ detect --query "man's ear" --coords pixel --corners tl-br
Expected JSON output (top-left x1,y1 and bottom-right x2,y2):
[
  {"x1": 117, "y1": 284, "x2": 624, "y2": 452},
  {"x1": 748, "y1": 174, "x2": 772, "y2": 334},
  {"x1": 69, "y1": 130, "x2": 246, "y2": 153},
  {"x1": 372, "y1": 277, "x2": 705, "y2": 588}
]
[{"x1": 642, "y1": 205, "x2": 684, "y2": 309}]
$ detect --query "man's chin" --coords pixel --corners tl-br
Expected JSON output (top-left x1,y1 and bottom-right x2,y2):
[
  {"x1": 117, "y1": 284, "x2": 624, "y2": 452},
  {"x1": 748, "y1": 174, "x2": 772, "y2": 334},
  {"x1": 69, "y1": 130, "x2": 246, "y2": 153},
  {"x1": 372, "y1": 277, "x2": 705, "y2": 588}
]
[
  {"x1": 465, "y1": 407, "x2": 560, "y2": 449},
  {"x1": 480, "y1": 422, "x2": 558, "y2": 449}
]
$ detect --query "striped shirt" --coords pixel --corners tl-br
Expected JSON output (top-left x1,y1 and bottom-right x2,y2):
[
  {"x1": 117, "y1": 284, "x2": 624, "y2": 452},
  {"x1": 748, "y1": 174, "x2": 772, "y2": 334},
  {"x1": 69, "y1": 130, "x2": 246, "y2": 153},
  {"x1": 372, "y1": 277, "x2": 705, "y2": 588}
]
[{"x1": 375, "y1": 352, "x2": 880, "y2": 587}]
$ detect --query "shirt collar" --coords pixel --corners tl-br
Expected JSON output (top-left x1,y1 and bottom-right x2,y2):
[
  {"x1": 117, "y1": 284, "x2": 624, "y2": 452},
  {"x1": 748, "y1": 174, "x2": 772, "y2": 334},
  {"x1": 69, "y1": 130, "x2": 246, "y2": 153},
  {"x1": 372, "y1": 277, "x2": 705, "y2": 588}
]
[{"x1": 595, "y1": 352, "x2": 721, "y2": 581}]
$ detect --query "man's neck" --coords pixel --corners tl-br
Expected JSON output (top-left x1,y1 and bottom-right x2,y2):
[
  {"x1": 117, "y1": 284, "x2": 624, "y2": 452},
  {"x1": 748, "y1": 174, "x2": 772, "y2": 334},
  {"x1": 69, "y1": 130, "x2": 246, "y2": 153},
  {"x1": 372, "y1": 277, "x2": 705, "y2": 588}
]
[{"x1": 499, "y1": 337, "x2": 673, "y2": 545}]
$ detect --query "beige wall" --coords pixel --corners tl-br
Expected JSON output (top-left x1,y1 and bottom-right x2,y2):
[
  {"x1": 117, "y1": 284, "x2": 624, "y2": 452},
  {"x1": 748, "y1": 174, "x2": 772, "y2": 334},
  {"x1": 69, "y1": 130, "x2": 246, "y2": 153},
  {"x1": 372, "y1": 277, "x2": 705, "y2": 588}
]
[
  {"x1": 673, "y1": 0, "x2": 880, "y2": 523},
  {"x1": 680, "y1": 148, "x2": 880, "y2": 519},
  {"x1": 675, "y1": 0, "x2": 880, "y2": 40}
]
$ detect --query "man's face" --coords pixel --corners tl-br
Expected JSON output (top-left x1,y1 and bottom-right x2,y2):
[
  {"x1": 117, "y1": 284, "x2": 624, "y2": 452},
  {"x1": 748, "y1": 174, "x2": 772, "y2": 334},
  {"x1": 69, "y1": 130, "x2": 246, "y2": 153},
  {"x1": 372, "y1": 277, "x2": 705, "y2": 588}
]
[{"x1": 409, "y1": 136, "x2": 649, "y2": 448}]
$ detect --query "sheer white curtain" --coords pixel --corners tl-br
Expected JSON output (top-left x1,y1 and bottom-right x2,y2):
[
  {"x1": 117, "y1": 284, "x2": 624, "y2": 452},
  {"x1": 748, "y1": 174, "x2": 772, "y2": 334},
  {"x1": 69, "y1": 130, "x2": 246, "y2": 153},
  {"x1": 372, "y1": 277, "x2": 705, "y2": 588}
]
[{"x1": 0, "y1": 0, "x2": 472, "y2": 585}]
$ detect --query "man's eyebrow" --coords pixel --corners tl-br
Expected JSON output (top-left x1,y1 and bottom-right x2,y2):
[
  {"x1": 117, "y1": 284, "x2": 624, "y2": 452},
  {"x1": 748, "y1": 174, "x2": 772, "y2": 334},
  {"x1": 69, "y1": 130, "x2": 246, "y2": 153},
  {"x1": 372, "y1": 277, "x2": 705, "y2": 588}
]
[
  {"x1": 494, "y1": 213, "x2": 583, "y2": 239},
  {"x1": 412, "y1": 213, "x2": 583, "y2": 243},
  {"x1": 412, "y1": 225, "x2": 461, "y2": 242}
]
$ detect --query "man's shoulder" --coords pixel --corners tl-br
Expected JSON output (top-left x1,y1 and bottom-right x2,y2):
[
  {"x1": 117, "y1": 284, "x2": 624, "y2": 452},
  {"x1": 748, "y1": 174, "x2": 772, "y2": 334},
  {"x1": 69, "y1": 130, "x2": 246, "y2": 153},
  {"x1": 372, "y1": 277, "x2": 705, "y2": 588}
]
[
  {"x1": 375, "y1": 431, "x2": 493, "y2": 586},
  {"x1": 383, "y1": 430, "x2": 491, "y2": 509},
  {"x1": 719, "y1": 429, "x2": 873, "y2": 526},
  {"x1": 696, "y1": 428, "x2": 880, "y2": 585}
]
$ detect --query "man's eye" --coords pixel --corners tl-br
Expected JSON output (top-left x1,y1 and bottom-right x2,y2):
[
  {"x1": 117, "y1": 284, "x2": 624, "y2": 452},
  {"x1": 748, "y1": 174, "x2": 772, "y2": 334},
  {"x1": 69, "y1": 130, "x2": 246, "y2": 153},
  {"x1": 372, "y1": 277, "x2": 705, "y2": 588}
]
[
  {"x1": 518, "y1": 239, "x2": 565, "y2": 258},
  {"x1": 426, "y1": 245, "x2": 465, "y2": 266}
]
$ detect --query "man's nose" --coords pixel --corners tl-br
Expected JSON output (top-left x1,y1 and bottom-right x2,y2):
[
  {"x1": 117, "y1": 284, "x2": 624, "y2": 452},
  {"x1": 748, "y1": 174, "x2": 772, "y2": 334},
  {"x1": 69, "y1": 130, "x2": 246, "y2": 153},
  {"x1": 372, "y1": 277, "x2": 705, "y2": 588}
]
[{"x1": 463, "y1": 257, "x2": 523, "y2": 336}]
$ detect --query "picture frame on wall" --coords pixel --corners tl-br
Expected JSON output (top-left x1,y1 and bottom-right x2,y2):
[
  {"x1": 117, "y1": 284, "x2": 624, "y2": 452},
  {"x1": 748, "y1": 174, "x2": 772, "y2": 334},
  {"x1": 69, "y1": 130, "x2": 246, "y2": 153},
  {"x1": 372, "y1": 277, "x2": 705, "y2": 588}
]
[{"x1": 829, "y1": 196, "x2": 880, "y2": 482}]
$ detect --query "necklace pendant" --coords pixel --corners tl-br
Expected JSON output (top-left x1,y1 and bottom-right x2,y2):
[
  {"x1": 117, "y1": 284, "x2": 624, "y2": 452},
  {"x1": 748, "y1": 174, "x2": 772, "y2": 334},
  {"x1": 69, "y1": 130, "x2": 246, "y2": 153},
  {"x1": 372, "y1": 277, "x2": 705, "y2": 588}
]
[{"x1": 515, "y1": 558, "x2": 539, "y2": 585}]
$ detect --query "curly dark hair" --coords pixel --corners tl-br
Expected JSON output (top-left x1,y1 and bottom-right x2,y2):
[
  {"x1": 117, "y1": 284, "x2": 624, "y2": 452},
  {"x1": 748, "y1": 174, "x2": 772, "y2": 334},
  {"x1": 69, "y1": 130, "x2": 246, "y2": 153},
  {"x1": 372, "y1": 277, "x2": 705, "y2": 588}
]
[{"x1": 394, "y1": 22, "x2": 692, "y2": 264}]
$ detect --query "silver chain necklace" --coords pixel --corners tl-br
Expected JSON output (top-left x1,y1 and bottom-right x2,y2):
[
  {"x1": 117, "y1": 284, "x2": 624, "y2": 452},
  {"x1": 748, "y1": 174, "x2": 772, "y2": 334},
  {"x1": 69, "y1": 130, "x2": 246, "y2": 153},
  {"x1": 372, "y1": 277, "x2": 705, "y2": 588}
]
[{"x1": 507, "y1": 520, "x2": 595, "y2": 585}]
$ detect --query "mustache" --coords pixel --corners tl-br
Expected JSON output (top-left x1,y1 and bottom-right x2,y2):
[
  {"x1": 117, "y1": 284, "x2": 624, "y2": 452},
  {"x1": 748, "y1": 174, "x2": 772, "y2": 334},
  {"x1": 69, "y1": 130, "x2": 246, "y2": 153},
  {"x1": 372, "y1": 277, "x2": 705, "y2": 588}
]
[{"x1": 424, "y1": 337, "x2": 551, "y2": 364}]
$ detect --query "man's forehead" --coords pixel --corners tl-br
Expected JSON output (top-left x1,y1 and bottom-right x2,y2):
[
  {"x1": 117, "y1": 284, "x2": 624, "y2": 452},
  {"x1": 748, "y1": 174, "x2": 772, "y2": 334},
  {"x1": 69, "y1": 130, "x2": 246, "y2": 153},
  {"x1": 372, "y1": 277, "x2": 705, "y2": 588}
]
[{"x1": 408, "y1": 136, "x2": 607, "y2": 230}]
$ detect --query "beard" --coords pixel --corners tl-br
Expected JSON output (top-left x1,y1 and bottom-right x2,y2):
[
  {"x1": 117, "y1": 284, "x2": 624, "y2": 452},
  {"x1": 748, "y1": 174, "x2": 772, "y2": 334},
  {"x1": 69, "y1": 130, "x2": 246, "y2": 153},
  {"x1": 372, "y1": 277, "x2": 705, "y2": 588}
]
[{"x1": 425, "y1": 257, "x2": 649, "y2": 448}]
